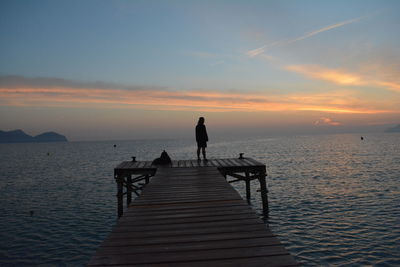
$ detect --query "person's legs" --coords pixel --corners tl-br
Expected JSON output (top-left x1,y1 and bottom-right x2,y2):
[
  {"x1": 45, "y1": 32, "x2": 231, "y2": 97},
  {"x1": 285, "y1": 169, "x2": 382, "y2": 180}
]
[
  {"x1": 197, "y1": 147, "x2": 201, "y2": 160},
  {"x1": 202, "y1": 147, "x2": 207, "y2": 160}
]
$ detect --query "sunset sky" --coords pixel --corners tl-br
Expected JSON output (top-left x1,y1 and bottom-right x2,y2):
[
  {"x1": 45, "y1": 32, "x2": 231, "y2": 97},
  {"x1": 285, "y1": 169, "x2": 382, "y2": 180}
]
[{"x1": 1, "y1": 0, "x2": 399, "y2": 141}]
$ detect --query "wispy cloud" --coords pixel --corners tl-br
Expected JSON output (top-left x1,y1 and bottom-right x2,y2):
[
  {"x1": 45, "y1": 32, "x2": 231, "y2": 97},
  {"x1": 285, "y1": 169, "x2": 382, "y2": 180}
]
[
  {"x1": 246, "y1": 15, "x2": 367, "y2": 57},
  {"x1": 246, "y1": 45, "x2": 267, "y2": 58},
  {"x1": 314, "y1": 117, "x2": 341, "y2": 126},
  {"x1": 287, "y1": 16, "x2": 365, "y2": 44},
  {"x1": 0, "y1": 75, "x2": 161, "y2": 91},
  {"x1": 285, "y1": 65, "x2": 363, "y2": 86},
  {"x1": 245, "y1": 42, "x2": 282, "y2": 58},
  {"x1": 0, "y1": 75, "x2": 396, "y2": 114},
  {"x1": 285, "y1": 64, "x2": 400, "y2": 93}
]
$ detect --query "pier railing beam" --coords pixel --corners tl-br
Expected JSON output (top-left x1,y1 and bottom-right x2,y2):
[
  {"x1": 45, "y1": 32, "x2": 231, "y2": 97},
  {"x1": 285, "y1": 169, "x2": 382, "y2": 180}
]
[{"x1": 258, "y1": 169, "x2": 269, "y2": 216}]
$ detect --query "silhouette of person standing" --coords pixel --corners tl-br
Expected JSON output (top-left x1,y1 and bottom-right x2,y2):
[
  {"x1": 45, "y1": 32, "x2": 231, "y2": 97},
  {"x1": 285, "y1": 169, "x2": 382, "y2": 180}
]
[{"x1": 196, "y1": 117, "x2": 208, "y2": 160}]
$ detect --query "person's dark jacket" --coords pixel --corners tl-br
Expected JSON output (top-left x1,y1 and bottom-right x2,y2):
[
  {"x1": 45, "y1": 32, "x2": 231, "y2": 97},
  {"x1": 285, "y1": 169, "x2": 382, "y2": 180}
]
[{"x1": 196, "y1": 124, "x2": 208, "y2": 146}]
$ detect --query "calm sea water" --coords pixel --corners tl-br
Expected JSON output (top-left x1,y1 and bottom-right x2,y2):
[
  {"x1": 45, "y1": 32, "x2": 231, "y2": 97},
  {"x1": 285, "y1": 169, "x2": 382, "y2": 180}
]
[{"x1": 0, "y1": 133, "x2": 399, "y2": 266}]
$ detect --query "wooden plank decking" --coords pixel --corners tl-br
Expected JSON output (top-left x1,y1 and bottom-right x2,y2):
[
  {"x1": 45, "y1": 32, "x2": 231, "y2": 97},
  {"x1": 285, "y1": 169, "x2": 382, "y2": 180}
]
[
  {"x1": 113, "y1": 158, "x2": 270, "y2": 217},
  {"x1": 89, "y1": 164, "x2": 298, "y2": 266},
  {"x1": 115, "y1": 158, "x2": 266, "y2": 170}
]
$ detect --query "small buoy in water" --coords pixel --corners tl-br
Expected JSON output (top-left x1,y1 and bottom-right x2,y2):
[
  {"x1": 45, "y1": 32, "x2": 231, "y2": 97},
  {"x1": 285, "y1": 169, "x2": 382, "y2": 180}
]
[
  {"x1": 361, "y1": 136, "x2": 364, "y2": 140},
  {"x1": 47, "y1": 152, "x2": 50, "y2": 156},
  {"x1": 113, "y1": 144, "x2": 116, "y2": 148},
  {"x1": 29, "y1": 210, "x2": 34, "y2": 216}
]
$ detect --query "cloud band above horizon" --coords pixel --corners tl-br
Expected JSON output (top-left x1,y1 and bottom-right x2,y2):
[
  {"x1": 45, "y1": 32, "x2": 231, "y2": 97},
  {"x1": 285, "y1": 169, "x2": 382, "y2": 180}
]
[{"x1": 0, "y1": 75, "x2": 397, "y2": 114}]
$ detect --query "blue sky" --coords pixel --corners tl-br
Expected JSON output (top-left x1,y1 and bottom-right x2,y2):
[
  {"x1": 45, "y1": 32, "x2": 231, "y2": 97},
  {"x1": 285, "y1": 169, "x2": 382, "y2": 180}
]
[{"x1": 1, "y1": 0, "x2": 399, "y2": 140}]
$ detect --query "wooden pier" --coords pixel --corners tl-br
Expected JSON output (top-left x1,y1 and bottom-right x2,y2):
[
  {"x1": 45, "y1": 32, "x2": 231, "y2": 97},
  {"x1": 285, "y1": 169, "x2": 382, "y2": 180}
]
[{"x1": 88, "y1": 157, "x2": 298, "y2": 266}]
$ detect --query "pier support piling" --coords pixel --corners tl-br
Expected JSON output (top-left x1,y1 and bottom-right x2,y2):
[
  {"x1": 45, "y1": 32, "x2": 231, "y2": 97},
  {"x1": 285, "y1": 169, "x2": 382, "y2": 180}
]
[
  {"x1": 245, "y1": 171, "x2": 251, "y2": 202},
  {"x1": 126, "y1": 175, "x2": 132, "y2": 206},
  {"x1": 258, "y1": 169, "x2": 269, "y2": 216},
  {"x1": 116, "y1": 173, "x2": 124, "y2": 218}
]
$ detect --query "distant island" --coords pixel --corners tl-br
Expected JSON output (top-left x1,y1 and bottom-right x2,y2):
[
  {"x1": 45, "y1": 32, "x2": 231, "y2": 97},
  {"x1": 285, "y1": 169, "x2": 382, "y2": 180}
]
[
  {"x1": 0, "y1": 129, "x2": 68, "y2": 143},
  {"x1": 385, "y1": 124, "x2": 400, "y2": 133}
]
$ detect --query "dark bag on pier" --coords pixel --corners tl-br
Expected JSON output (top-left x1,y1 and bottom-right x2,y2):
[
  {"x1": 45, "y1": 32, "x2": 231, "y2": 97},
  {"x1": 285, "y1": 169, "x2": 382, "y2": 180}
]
[{"x1": 152, "y1": 150, "x2": 172, "y2": 165}]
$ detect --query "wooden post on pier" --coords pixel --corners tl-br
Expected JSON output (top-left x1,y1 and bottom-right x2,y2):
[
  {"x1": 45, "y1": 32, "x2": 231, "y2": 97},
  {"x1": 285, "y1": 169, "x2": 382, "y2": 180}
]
[
  {"x1": 114, "y1": 159, "x2": 157, "y2": 218},
  {"x1": 258, "y1": 168, "x2": 269, "y2": 215},
  {"x1": 245, "y1": 171, "x2": 251, "y2": 202},
  {"x1": 115, "y1": 172, "x2": 124, "y2": 218},
  {"x1": 126, "y1": 175, "x2": 132, "y2": 206}
]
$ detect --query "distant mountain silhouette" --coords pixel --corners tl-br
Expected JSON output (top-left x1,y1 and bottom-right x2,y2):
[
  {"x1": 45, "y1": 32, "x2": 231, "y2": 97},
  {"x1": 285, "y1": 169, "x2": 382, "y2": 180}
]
[
  {"x1": 385, "y1": 124, "x2": 400, "y2": 133},
  {"x1": 0, "y1": 129, "x2": 68, "y2": 143},
  {"x1": 34, "y1": 132, "x2": 68, "y2": 142}
]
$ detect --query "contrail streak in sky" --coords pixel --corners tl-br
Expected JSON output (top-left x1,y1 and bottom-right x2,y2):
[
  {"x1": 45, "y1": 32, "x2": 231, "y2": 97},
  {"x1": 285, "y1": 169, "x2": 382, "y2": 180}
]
[{"x1": 246, "y1": 15, "x2": 368, "y2": 57}]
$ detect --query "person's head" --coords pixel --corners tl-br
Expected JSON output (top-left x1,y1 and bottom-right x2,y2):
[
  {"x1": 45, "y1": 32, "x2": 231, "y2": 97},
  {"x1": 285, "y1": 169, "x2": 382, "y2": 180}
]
[{"x1": 198, "y1": 117, "x2": 205, "y2": 125}]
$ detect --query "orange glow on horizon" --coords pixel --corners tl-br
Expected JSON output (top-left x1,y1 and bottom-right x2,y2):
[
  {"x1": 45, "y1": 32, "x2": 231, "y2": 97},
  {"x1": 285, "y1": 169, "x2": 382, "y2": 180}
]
[{"x1": 0, "y1": 86, "x2": 397, "y2": 115}]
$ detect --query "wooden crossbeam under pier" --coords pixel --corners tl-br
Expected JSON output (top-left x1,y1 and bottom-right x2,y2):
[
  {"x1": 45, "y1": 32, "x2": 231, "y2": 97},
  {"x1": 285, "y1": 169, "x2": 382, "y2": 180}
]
[
  {"x1": 114, "y1": 158, "x2": 270, "y2": 217},
  {"x1": 88, "y1": 157, "x2": 298, "y2": 266}
]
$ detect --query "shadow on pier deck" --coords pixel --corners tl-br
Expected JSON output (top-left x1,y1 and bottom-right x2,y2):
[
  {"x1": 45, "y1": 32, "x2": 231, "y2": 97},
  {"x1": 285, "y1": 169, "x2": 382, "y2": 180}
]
[{"x1": 88, "y1": 158, "x2": 298, "y2": 266}]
